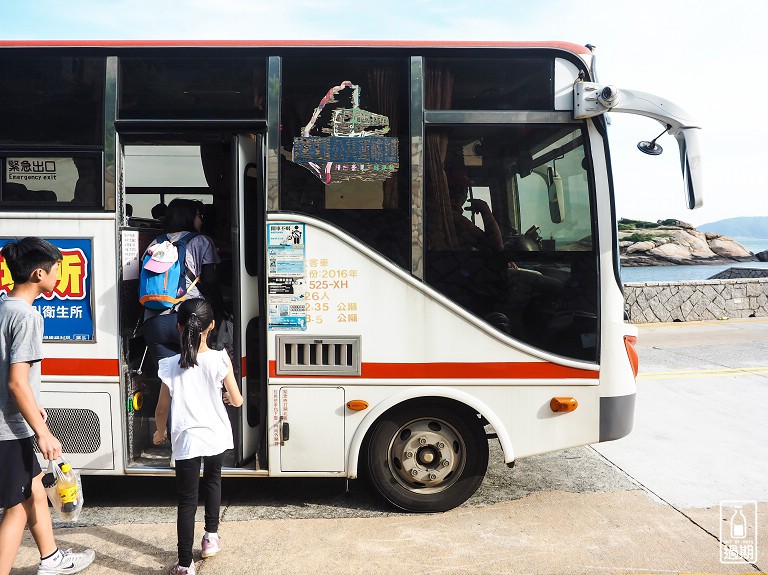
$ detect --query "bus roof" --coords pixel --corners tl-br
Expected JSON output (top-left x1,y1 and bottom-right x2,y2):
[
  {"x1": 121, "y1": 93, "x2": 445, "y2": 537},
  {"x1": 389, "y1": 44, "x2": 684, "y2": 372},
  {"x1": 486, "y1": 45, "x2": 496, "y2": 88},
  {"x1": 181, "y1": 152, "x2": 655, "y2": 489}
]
[{"x1": 0, "y1": 39, "x2": 592, "y2": 54}]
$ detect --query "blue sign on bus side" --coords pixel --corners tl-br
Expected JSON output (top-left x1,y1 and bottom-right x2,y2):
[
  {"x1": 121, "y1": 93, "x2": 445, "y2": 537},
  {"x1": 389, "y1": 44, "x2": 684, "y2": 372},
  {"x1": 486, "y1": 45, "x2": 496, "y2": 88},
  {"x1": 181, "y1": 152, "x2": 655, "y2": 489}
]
[{"x1": 0, "y1": 238, "x2": 94, "y2": 341}]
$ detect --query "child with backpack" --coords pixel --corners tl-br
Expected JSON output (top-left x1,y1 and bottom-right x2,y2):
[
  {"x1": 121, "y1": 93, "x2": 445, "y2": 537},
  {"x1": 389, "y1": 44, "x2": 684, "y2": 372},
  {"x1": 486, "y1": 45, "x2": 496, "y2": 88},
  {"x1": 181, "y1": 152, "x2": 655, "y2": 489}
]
[
  {"x1": 140, "y1": 198, "x2": 225, "y2": 368},
  {"x1": 152, "y1": 298, "x2": 243, "y2": 575}
]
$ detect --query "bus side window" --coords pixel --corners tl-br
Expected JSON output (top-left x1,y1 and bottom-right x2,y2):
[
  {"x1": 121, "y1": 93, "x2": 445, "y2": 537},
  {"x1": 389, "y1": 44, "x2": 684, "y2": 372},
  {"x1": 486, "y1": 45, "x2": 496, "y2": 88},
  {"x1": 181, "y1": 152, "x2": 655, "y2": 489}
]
[{"x1": 1, "y1": 155, "x2": 100, "y2": 208}]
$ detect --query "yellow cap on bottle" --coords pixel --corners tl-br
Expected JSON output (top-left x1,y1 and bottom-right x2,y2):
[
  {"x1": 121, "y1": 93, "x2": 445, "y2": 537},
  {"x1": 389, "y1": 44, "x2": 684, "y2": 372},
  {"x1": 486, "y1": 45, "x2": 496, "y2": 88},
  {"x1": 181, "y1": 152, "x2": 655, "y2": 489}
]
[{"x1": 60, "y1": 463, "x2": 71, "y2": 473}]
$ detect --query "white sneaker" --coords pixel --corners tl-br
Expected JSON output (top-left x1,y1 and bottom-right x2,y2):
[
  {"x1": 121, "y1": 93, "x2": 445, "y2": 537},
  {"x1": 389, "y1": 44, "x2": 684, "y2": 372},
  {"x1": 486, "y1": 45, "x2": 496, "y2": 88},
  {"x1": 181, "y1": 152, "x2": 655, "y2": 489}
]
[
  {"x1": 37, "y1": 548, "x2": 96, "y2": 574},
  {"x1": 201, "y1": 532, "x2": 221, "y2": 558},
  {"x1": 169, "y1": 561, "x2": 196, "y2": 574}
]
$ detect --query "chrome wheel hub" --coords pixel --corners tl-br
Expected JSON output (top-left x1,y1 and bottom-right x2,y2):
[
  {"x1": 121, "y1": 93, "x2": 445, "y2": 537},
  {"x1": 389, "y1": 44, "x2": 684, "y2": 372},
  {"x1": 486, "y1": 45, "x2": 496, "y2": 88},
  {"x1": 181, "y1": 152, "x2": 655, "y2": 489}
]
[{"x1": 388, "y1": 418, "x2": 465, "y2": 493}]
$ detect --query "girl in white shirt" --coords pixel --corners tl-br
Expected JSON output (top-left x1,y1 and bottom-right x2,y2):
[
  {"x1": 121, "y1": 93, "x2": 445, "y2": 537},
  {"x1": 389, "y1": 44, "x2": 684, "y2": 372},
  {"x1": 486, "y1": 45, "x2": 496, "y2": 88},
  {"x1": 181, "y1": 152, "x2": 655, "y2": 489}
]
[{"x1": 153, "y1": 298, "x2": 243, "y2": 575}]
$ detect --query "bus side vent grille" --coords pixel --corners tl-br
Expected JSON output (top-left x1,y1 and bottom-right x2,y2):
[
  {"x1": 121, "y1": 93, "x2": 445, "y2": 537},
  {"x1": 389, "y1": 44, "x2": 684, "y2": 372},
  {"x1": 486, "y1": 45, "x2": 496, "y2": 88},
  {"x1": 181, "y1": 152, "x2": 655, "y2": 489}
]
[
  {"x1": 276, "y1": 335, "x2": 361, "y2": 376},
  {"x1": 33, "y1": 408, "x2": 101, "y2": 454}
]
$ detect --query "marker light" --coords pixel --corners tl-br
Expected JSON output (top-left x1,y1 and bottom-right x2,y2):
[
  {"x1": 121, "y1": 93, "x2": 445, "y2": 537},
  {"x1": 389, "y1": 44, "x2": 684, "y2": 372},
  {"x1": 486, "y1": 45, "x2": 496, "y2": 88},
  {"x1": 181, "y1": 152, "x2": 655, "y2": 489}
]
[
  {"x1": 550, "y1": 397, "x2": 578, "y2": 413},
  {"x1": 346, "y1": 400, "x2": 369, "y2": 411}
]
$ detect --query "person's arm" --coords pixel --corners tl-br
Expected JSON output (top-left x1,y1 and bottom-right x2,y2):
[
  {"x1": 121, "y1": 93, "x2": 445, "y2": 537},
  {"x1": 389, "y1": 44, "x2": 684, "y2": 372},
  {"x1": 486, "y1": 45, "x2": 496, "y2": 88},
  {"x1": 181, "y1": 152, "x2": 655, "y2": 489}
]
[
  {"x1": 8, "y1": 362, "x2": 61, "y2": 460},
  {"x1": 221, "y1": 355, "x2": 243, "y2": 408},
  {"x1": 153, "y1": 385, "x2": 171, "y2": 445},
  {"x1": 468, "y1": 199, "x2": 504, "y2": 251}
]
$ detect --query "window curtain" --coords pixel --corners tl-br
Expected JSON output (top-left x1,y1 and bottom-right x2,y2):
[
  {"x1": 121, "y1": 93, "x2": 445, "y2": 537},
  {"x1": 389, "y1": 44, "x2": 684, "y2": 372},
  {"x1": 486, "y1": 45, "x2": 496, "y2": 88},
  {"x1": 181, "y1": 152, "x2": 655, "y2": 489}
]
[
  {"x1": 367, "y1": 66, "x2": 401, "y2": 209},
  {"x1": 425, "y1": 66, "x2": 457, "y2": 249}
]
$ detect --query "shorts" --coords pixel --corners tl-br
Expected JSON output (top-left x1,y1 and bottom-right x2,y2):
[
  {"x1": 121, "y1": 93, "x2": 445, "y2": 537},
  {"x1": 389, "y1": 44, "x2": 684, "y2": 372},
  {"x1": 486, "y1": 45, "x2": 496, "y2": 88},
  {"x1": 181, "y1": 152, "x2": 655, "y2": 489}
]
[{"x1": 0, "y1": 437, "x2": 42, "y2": 509}]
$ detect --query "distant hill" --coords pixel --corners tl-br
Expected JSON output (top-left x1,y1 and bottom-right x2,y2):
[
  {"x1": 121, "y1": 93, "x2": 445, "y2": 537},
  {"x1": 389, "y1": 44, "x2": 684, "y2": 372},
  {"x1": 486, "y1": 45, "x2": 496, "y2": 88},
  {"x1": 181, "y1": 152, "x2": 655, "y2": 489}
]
[{"x1": 698, "y1": 216, "x2": 768, "y2": 238}]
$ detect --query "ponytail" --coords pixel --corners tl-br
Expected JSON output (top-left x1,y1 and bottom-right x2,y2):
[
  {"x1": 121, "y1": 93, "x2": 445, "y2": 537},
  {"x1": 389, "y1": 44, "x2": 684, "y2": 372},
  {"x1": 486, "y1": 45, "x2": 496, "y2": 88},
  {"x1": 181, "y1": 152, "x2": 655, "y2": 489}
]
[{"x1": 176, "y1": 298, "x2": 214, "y2": 369}]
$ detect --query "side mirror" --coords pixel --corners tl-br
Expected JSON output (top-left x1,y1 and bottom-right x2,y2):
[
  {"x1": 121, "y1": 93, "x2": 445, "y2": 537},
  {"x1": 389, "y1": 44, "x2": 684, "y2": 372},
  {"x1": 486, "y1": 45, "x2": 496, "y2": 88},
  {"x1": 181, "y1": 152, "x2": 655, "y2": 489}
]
[{"x1": 675, "y1": 127, "x2": 703, "y2": 209}]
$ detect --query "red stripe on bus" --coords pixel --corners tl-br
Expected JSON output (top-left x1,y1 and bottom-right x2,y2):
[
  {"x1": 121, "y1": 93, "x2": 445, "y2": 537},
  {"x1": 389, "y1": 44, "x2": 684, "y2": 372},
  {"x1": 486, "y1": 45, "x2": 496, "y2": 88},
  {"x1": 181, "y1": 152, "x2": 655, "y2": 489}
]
[
  {"x1": 41, "y1": 358, "x2": 248, "y2": 378},
  {"x1": 241, "y1": 357, "x2": 248, "y2": 378},
  {"x1": 0, "y1": 40, "x2": 591, "y2": 53},
  {"x1": 42, "y1": 358, "x2": 120, "y2": 377},
  {"x1": 268, "y1": 360, "x2": 598, "y2": 379}
]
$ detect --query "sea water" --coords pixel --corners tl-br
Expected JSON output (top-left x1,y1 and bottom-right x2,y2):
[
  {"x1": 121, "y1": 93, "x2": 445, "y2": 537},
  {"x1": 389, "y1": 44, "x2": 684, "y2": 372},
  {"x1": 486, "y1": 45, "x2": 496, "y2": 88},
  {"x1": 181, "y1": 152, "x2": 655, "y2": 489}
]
[
  {"x1": 621, "y1": 261, "x2": 768, "y2": 283},
  {"x1": 620, "y1": 237, "x2": 768, "y2": 283}
]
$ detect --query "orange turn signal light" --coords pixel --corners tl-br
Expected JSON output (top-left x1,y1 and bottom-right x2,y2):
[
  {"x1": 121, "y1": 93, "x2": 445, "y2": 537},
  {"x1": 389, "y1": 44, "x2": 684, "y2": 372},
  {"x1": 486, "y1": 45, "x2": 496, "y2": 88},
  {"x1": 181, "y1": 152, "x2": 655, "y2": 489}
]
[
  {"x1": 346, "y1": 400, "x2": 369, "y2": 411},
  {"x1": 550, "y1": 397, "x2": 578, "y2": 413},
  {"x1": 624, "y1": 335, "x2": 639, "y2": 378}
]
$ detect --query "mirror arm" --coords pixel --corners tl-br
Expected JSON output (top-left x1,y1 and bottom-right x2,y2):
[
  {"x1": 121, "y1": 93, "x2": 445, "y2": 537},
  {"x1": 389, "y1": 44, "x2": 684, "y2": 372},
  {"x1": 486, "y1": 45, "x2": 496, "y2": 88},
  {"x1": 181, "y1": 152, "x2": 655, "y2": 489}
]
[{"x1": 573, "y1": 81, "x2": 703, "y2": 209}]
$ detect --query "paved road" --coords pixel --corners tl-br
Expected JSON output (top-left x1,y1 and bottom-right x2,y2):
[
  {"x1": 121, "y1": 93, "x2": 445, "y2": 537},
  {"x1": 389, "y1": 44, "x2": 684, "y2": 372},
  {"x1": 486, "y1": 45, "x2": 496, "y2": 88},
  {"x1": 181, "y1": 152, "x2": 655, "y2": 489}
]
[
  {"x1": 11, "y1": 319, "x2": 768, "y2": 574},
  {"x1": 594, "y1": 318, "x2": 768, "y2": 508}
]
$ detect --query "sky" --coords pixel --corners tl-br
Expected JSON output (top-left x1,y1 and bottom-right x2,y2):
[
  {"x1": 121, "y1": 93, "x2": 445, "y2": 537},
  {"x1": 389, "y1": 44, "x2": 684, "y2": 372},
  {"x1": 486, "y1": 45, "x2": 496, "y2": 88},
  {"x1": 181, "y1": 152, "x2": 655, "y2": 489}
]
[{"x1": 2, "y1": 0, "x2": 765, "y2": 228}]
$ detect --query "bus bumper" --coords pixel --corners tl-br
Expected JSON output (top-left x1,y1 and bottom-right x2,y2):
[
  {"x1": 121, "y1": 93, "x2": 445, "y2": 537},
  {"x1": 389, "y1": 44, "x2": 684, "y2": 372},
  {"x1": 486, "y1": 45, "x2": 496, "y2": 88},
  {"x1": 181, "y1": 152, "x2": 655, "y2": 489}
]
[{"x1": 599, "y1": 393, "x2": 636, "y2": 442}]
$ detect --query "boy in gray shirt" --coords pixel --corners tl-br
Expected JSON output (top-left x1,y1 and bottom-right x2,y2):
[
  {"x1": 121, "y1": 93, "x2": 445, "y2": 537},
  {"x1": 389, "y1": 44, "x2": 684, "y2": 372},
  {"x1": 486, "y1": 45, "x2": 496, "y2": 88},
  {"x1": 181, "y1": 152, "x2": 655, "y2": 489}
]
[{"x1": 0, "y1": 237, "x2": 95, "y2": 575}]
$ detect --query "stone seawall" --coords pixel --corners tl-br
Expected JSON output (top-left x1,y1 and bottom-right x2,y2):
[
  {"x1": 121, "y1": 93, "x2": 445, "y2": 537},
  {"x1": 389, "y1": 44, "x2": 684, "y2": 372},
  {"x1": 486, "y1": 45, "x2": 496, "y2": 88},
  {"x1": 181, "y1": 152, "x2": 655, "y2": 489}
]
[{"x1": 624, "y1": 278, "x2": 768, "y2": 323}]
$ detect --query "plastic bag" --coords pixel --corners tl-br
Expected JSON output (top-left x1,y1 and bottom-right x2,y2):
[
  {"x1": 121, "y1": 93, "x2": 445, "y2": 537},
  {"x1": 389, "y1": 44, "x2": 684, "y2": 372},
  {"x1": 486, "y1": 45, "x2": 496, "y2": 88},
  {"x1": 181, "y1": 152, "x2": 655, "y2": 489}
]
[{"x1": 42, "y1": 457, "x2": 84, "y2": 522}]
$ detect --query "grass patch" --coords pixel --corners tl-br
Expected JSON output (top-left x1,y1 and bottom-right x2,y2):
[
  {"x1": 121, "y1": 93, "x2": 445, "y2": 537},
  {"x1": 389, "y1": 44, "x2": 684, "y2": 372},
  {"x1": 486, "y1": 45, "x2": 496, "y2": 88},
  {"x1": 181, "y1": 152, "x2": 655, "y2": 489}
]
[{"x1": 618, "y1": 218, "x2": 662, "y2": 230}]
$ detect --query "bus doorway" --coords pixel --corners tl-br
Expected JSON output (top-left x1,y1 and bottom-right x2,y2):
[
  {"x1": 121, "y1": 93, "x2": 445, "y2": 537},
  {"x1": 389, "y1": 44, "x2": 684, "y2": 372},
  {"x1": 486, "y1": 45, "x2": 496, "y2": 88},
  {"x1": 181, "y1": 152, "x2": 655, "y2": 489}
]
[{"x1": 120, "y1": 133, "x2": 265, "y2": 473}]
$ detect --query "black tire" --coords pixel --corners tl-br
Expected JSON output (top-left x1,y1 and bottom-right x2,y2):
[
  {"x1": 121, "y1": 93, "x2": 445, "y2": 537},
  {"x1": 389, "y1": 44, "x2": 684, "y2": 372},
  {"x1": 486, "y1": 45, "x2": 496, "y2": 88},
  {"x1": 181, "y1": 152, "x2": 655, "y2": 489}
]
[{"x1": 366, "y1": 402, "x2": 489, "y2": 512}]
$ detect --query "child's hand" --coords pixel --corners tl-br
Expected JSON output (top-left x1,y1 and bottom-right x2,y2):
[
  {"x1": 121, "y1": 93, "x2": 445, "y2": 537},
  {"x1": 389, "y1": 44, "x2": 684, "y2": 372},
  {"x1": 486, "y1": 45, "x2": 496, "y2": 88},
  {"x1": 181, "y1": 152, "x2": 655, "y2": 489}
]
[
  {"x1": 223, "y1": 391, "x2": 232, "y2": 405},
  {"x1": 152, "y1": 429, "x2": 167, "y2": 445}
]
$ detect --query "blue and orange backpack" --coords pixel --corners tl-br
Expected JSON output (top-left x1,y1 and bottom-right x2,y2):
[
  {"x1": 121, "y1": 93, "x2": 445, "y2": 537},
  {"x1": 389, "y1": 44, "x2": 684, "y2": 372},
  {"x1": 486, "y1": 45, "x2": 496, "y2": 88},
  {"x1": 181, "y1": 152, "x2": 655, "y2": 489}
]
[{"x1": 138, "y1": 233, "x2": 199, "y2": 310}]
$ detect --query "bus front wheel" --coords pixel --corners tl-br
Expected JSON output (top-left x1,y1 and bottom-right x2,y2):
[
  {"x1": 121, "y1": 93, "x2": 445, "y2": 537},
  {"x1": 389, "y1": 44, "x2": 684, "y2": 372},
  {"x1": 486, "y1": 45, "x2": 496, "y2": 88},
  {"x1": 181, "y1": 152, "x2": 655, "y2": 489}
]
[{"x1": 366, "y1": 403, "x2": 489, "y2": 512}]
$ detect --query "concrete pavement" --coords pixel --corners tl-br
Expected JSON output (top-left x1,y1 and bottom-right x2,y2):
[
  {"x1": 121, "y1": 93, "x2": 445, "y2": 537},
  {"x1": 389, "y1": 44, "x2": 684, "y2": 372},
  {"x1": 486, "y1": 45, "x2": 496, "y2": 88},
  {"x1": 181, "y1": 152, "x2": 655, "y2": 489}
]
[
  {"x1": 594, "y1": 318, "x2": 768, "y2": 508},
  {"x1": 12, "y1": 492, "x2": 766, "y2": 574}
]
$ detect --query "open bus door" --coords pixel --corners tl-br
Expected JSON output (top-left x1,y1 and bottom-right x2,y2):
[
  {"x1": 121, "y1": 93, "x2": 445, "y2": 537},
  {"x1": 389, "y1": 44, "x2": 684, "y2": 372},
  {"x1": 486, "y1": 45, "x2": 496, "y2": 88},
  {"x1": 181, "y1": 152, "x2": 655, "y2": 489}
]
[
  {"x1": 233, "y1": 134, "x2": 268, "y2": 471},
  {"x1": 121, "y1": 134, "x2": 266, "y2": 472}
]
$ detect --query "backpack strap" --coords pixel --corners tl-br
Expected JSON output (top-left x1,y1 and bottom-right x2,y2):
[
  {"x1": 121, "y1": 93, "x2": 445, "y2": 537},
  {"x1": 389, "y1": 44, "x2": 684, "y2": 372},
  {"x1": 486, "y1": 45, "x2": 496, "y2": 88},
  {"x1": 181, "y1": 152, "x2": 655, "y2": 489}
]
[{"x1": 172, "y1": 232, "x2": 200, "y2": 298}]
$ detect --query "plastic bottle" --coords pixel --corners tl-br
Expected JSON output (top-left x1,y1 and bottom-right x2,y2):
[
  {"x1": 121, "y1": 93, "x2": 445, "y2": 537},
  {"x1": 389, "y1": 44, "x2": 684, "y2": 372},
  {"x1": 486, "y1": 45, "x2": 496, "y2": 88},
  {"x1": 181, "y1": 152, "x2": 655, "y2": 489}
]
[{"x1": 56, "y1": 463, "x2": 79, "y2": 519}]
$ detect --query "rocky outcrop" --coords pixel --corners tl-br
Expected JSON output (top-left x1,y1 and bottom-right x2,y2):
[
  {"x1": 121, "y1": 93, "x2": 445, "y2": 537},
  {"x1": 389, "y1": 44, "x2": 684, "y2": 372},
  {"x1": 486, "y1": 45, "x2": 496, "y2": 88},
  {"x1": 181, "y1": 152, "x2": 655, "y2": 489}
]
[{"x1": 620, "y1": 220, "x2": 757, "y2": 266}]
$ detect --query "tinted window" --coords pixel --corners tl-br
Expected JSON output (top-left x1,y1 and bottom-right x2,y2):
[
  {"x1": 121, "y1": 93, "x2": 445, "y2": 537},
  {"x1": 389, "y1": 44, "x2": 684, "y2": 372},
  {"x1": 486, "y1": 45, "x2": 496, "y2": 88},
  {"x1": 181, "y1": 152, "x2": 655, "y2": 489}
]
[
  {"x1": 119, "y1": 58, "x2": 266, "y2": 119},
  {"x1": 0, "y1": 56, "x2": 105, "y2": 146},
  {"x1": 1, "y1": 155, "x2": 102, "y2": 207},
  {"x1": 280, "y1": 57, "x2": 410, "y2": 268},
  {"x1": 423, "y1": 124, "x2": 598, "y2": 361},
  {"x1": 425, "y1": 57, "x2": 552, "y2": 110}
]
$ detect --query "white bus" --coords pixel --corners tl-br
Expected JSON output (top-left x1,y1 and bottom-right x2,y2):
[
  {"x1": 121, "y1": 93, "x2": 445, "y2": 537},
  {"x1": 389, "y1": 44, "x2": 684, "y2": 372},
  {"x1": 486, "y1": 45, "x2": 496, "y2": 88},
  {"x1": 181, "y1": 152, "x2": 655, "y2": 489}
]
[{"x1": 0, "y1": 40, "x2": 701, "y2": 512}]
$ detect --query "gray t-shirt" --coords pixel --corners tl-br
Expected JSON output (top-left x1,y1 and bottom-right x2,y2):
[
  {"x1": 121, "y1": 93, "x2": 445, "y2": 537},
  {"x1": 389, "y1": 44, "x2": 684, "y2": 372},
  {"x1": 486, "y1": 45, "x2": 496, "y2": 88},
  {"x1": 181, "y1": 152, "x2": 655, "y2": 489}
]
[{"x1": 0, "y1": 295, "x2": 44, "y2": 440}]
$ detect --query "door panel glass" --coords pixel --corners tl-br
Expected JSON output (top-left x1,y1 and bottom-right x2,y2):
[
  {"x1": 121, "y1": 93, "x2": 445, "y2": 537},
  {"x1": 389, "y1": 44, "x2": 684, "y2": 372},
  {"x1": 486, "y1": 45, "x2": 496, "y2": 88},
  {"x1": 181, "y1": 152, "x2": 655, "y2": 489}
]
[{"x1": 423, "y1": 124, "x2": 598, "y2": 361}]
